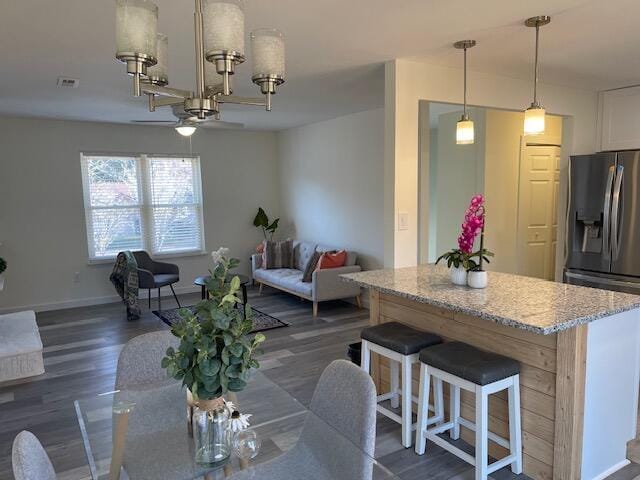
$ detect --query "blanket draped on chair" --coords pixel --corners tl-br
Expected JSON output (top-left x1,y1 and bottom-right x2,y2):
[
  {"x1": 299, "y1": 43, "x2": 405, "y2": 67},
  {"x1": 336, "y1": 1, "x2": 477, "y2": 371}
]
[{"x1": 110, "y1": 251, "x2": 141, "y2": 321}]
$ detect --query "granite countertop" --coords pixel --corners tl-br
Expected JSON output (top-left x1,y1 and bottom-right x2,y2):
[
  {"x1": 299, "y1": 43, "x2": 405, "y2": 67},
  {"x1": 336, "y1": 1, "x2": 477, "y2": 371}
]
[{"x1": 341, "y1": 265, "x2": 640, "y2": 335}]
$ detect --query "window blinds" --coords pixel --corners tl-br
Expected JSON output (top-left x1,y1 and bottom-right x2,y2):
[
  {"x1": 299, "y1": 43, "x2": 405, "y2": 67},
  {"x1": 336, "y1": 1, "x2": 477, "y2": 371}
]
[{"x1": 81, "y1": 154, "x2": 204, "y2": 261}]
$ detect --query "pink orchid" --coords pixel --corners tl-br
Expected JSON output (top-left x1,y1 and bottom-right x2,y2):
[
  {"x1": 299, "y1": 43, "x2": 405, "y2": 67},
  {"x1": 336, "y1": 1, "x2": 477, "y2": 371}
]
[{"x1": 457, "y1": 194, "x2": 485, "y2": 254}]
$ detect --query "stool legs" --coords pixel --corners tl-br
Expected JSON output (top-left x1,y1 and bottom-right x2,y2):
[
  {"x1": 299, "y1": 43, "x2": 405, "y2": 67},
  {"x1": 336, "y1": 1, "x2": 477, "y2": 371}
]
[
  {"x1": 475, "y1": 386, "x2": 489, "y2": 480},
  {"x1": 361, "y1": 340, "x2": 371, "y2": 374},
  {"x1": 508, "y1": 377, "x2": 523, "y2": 474},
  {"x1": 390, "y1": 360, "x2": 400, "y2": 409},
  {"x1": 414, "y1": 363, "x2": 430, "y2": 455},
  {"x1": 450, "y1": 385, "x2": 460, "y2": 440},
  {"x1": 401, "y1": 355, "x2": 413, "y2": 448}
]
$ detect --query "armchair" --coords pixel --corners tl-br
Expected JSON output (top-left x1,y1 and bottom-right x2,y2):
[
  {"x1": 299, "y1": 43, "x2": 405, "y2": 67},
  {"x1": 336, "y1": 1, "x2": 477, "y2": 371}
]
[{"x1": 131, "y1": 251, "x2": 181, "y2": 311}]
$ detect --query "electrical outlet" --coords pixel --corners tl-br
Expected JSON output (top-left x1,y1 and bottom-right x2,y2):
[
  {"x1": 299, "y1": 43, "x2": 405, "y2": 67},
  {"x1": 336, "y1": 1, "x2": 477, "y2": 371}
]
[{"x1": 73, "y1": 272, "x2": 80, "y2": 283}]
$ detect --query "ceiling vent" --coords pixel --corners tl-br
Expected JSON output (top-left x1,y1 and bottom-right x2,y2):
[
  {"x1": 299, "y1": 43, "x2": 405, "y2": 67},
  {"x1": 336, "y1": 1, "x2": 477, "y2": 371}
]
[{"x1": 57, "y1": 77, "x2": 79, "y2": 88}]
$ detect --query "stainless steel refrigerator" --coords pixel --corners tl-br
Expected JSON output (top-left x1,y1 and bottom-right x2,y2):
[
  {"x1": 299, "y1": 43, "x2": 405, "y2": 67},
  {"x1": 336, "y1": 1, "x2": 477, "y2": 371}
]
[{"x1": 565, "y1": 151, "x2": 640, "y2": 294}]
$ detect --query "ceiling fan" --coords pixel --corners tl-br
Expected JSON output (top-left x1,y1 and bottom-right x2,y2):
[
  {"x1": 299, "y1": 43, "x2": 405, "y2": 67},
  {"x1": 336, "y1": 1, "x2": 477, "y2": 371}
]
[{"x1": 131, "y1": 105, "x2": 244, "y2": 137}]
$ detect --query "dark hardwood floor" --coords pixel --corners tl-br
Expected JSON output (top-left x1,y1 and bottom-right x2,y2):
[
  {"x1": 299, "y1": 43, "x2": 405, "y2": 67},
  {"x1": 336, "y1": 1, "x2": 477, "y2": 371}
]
[{"x1": 1, "y1": 286, "x2": 638, "y2": 479}]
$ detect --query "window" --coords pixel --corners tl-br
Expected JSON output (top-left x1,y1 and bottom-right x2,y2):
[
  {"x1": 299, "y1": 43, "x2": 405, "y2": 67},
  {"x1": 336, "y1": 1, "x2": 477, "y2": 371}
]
[{"x1": 80, "y1": 153, "x2": 205, "y2": 261}]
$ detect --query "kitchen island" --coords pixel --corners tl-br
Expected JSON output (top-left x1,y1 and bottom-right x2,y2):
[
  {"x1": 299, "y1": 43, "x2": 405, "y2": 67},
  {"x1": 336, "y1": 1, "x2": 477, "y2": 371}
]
[{"x1": 342, "y1": 265, "x2": 640, "y2": 480}]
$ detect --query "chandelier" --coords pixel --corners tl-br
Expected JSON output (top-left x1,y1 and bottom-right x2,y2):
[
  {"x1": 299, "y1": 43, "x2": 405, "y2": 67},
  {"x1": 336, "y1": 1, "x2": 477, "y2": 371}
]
[{"x1": 115, "y1": 0, "x2": 285, "y2": 129}]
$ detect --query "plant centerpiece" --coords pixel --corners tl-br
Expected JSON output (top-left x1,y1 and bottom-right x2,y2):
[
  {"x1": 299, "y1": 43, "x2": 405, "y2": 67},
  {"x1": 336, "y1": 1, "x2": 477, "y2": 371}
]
[
  {"x1": 252, "y1": 207, "x2": 279, "y2": 253},
  {"x1": 0, "y1": 257, "x2": 6, "y2": 291},
  {"x1": 436, "y1": 194, "x2": 493, "y2": 287},
  {"x1": 162, "y1": 247, "x2": 265, "y2": 467}
]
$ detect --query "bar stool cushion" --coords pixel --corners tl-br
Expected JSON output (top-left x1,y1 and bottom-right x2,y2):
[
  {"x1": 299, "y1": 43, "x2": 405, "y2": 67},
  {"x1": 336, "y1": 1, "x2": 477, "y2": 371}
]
[
  {"x1": 419, "y1": 342, "x2": 520, "y2": 386},
  {"x1": 361, "y1": 322, "x2": 442, "y2": 355}
]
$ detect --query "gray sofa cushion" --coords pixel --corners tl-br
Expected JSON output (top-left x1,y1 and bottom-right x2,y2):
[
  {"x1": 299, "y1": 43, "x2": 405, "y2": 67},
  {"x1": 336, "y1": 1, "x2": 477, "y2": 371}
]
[
  {"x1": 254, "y1": 268, "x2": 312, "y2": 297},
  {"x1": 294, "y1": 241, "x2": 317, "y2": 271}
]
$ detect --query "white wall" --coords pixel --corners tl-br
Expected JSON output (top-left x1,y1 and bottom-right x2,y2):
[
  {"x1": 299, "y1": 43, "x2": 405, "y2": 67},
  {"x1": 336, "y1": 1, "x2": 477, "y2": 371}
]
[
  {"x1": 0, "y1": 116, "x2": 279, "y2": 312},
  {"x1": 385, "y1": 58, "x2": 598, "y2": 271},
  {"x1": 277, "y1": 108, "x2": 385, "y2": 271}
]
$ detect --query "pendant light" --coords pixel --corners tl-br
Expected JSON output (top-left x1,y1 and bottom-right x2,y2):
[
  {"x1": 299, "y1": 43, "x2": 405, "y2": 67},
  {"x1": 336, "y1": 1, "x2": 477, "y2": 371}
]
[
  {"x1": 524, "y1": 16, "x2": 551, "y2": 135},
  {"x1": 454, "y1": 40, "x2": 476, "y2": 145}
]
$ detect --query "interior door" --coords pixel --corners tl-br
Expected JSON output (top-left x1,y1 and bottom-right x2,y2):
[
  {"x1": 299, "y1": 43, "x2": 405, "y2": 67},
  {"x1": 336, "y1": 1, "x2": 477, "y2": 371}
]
[
  {"x1": 611, "y1": 151, "x2": 640, "y2": 277},
  {"x1": 516, "y1": 144, "x2": 561, "y2": 279}
]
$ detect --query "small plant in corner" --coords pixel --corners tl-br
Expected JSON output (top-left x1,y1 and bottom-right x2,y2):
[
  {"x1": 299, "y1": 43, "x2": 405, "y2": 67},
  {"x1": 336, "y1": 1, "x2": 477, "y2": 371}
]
[
  {"x1": 0, "y1": 257, "x2": 6, "y2": 275},
  {"x1": 253, "y1": 207, "x2": 279, "y2": 242}
]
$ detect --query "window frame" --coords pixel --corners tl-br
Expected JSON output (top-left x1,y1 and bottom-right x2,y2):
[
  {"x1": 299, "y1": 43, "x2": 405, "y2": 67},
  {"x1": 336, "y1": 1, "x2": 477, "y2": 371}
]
[{"x1": 80, "y1": 152, "x2": 207, "y2": 264}]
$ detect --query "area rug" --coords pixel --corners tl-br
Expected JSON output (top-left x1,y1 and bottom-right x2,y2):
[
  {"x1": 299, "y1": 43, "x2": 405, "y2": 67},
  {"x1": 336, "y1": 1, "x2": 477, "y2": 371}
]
[{"x1": 153, "y1": 305, "x2": 289, "y2": 333}]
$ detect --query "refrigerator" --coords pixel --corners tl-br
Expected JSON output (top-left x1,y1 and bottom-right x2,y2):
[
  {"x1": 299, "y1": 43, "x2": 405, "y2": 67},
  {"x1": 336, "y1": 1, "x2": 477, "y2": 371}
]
[{"x1": 565, "y1": 151, "x2": 640, "y2": 294}]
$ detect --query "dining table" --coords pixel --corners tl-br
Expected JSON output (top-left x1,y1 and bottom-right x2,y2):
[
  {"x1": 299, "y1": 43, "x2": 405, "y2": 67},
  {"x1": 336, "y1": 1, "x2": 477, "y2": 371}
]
[{"x1": 74, "y1": 370, "x2": 398, "y2": 479}]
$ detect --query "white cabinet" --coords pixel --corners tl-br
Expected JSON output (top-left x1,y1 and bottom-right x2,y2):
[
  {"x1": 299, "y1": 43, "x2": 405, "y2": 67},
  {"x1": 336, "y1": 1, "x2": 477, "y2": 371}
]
[{"x1": 599, "y1": 86, "x2": 640, "y2": 152}]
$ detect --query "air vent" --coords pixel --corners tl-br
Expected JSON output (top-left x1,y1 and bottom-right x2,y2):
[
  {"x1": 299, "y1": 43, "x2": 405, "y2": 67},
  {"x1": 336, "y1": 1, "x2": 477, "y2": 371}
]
[{"x1": 57, "y1": 77, "x2": 79, "y2": 88}]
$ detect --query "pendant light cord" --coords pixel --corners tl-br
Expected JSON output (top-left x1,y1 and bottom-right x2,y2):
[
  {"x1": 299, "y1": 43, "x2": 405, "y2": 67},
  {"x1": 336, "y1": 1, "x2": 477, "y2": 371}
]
[
  {"x1": 463, "y1": 47, "x2": 468, "y2": 118},
  {"x1": 533, "y1": 24, "x2": 540, "y2": 106}
]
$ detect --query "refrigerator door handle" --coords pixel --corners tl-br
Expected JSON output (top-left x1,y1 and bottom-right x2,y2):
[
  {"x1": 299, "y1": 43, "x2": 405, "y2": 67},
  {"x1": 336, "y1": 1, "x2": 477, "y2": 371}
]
[
  {"x1": 565, "y1": 271, "x2": 640, "y2": 291},
  {"x1": 611, "y1": 165, "x2": 624, "y2": 260},
  {"x1": 602, "y1": 164, "x2": 615, "y2": 258}
]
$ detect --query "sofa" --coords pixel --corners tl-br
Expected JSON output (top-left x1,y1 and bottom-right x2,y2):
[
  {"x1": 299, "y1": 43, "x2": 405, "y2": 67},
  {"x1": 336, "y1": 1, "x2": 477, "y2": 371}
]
[{"x1": 251, "y1": 240, "x2": 362, "y2": 316}]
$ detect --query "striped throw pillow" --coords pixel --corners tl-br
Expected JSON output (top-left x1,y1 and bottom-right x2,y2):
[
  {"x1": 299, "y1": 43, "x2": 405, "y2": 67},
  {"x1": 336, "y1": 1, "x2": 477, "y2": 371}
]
[{"x1": 263, "y1": 239, "x2": 294, "y2": 269}]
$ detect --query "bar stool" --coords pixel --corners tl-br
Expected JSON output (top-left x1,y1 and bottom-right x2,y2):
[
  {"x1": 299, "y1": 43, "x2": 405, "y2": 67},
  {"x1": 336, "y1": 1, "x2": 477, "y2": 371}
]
[
  {"x1": 360, "y1": 322, "x2": 444, "y2": 448},
  {"x1": 414, "y1": 342, "x2": 522, "y2": 480}
]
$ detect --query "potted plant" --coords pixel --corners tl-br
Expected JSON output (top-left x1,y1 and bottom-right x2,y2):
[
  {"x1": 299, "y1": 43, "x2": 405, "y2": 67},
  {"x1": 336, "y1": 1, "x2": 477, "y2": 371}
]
[
  {"x1": 464, "y1": 195, "x2": 494, "y2": 289},
  {"x1": 436, "y1": 194, "x2": 493, "y2": 287},
  {"x1": 252, "y1": 207, "x2": 279, "y2": 252},
  {"x1": 162, "y1": 247, "x2": 265, "y2": 466},
  {"x1": 0, "y1": 257, "x2": 6, "y2": 291},
  {"x1": 435, "y1": 248, "x2": 476, "y2": 286}
]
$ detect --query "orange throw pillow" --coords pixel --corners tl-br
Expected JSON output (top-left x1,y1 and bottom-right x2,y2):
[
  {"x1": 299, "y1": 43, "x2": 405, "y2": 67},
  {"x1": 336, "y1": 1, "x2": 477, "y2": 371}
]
[{"x1": 316, "y1": 250, "x2": 347, "y2": 270}]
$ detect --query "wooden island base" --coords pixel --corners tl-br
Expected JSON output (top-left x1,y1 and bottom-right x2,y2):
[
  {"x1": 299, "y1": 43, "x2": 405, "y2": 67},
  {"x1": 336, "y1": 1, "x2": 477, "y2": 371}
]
[{"x1": 369, "y1": 290, "x2": 585, "y2": 480}]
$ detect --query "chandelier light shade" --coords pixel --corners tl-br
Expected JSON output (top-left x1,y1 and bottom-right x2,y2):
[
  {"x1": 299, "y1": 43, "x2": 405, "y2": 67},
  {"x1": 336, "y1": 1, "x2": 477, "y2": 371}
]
[
  {"x1": 113, "y1": 0, "x2": 285, "y2": 125},
  {"x1": 145, "y1": 33, "x2": 168, "y2": 86},
  {"x1": 454, "y1": 40, "x2": 476, "y2": 145},
  {"x1": 524, "y1": 16, "x2": 551, "y2": 135},
  {"x1": 115, "y1": 0, "x2": 158, "y2": 58},
  {"x1": 203, "y1": 0, "x2": 245, "y2": 56},
  {"x1": 251, "y1": 29, "x2": 285, "y2": 78},
  {"x1": 251, "y1": 29, "x2": 286, "y2": 111}
]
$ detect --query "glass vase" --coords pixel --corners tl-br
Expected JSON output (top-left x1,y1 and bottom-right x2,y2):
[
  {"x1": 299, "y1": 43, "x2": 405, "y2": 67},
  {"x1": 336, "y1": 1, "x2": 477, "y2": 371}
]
[{"x1": 192, "y1": 397, "x2": 231, "y2": 467}]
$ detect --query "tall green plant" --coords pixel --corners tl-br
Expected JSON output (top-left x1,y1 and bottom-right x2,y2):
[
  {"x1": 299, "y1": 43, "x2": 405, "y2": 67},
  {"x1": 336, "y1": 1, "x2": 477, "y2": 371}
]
[
  {"x1": 253, "y1": 207, "x2": 279, "y2": 241},
  {"x1": 162, "y1": 248, "x2": 265, "y2": 400}
]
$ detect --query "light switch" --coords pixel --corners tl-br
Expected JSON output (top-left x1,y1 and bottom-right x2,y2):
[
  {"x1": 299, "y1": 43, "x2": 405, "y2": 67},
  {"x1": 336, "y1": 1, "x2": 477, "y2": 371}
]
[{"x1": 398, "y1": 211, "x2": 409, "y2": 231}]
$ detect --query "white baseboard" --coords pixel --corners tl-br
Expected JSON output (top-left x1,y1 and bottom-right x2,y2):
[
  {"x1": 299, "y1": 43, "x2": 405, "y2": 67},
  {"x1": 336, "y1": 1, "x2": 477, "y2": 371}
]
[
  {"x1": 590, "y1": 459, "x2": 630, "y2": 480},
  {"x1": 0, "y1": 285, "x2": 201, "y2": 315}
]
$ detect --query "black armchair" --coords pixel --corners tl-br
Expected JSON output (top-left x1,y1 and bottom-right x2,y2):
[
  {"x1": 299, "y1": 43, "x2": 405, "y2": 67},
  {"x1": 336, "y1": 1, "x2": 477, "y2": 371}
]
[{"x1": 131, "y1": 251, "x2": 181, "y2": 311}]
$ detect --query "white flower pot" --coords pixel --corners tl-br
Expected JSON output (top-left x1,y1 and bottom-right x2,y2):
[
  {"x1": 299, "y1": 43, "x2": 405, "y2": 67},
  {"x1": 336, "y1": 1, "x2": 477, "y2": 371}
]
[
  {"x1": 0, "y1": 275, "x2": 4, "y2": 291},
  {"x1": 467, "y1": 270, "x2": 488, "y2": 289},
  {"x1": 450, "y1": 266, "x2": 468, "y2": 286}
]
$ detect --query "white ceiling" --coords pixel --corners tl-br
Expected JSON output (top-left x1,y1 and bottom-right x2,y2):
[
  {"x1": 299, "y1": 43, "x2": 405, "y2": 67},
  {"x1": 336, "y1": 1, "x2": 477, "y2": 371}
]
[{"x1": 2, "y1": 0, "x2": 640, "y2": 130}]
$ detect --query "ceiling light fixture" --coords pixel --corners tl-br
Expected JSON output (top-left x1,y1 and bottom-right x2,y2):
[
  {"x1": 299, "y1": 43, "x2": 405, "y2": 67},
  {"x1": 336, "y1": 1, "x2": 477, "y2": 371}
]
[
  {"x1": 524, "y1": 15, "x2": 551, "y2": 135},
  {"x1": 454, "y1": 40, "x2": 476, "y2": 145},
  {"x1": 175, "y1": 125, "x2": 197, "y2": 137},
  {"x1": 114, "y1": 0, "x2": 285, "y2": 125}
]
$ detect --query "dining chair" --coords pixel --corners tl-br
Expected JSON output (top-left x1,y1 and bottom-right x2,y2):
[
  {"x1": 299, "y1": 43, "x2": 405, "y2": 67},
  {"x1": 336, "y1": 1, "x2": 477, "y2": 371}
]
[
  {"x1": 12, "y1": 431, "x2": 57, "y2": 480},
  {"x1": 230, "y1": 359, "x2": 378, "y2": 479},
  {"x1": 115, "y1": 330, "x2": 178, "y2": 390},
  {"x1": 131, "y1": 250, "x2": 181, "y2": 311}
]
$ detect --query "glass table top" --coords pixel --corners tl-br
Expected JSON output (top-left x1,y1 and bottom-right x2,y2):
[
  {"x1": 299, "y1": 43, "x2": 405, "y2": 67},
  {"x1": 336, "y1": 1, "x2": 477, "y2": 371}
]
[{"x1": 74, "y1": 370, "x2": 398, "y2": 480}]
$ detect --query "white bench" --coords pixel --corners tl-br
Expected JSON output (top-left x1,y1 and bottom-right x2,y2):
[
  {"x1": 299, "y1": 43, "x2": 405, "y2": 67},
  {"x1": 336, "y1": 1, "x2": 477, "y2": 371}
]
[{"x1": 0, "y1": 311, "x2": 44, "y2": 382}]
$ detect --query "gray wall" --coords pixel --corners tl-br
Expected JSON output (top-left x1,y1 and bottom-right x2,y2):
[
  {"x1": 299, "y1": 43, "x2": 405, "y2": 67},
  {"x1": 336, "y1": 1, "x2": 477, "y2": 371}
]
[
  {"x1": 0, "y1": 117, "x2": 279, "y2": 312},
  {"x1": 276, "y1": 108, "x2": 385, "y2": 271}
]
